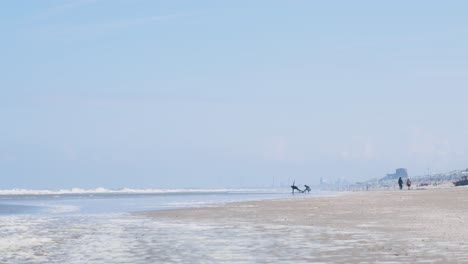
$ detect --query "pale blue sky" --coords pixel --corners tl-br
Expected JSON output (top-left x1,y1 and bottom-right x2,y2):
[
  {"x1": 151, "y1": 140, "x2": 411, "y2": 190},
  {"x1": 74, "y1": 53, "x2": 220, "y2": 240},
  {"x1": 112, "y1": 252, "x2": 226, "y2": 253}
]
[{"x1": 1, "y1": 1, "x2": 468, "y2": 189}]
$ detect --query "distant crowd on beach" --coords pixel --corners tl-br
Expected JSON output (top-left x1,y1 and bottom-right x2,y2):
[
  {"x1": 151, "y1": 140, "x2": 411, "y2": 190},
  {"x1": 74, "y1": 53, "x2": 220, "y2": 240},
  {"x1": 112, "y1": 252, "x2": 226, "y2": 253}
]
[{"x1": 398, "y1": 176, "x2": 411, "y2": 190}]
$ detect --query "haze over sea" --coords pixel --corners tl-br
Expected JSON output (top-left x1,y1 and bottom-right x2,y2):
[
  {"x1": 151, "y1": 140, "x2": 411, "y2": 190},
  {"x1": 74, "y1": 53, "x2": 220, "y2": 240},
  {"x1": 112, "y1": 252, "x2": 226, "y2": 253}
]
[{"x1": 3, "y1": 1, "x2": 468, "y2": 190}]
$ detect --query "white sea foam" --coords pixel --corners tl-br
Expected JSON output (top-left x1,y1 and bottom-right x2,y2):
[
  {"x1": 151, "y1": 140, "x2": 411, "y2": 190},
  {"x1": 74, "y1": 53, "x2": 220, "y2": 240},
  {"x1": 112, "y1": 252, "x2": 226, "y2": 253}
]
[
  {"x1": 2, "y1": 212, "x2": 468, "y2": 264},
  {"x1": 0, "y1": 188, "x2": 284, "y2": 196},
  {"x1": 45, "y1": 205, "x2": 81, "y2": 214}
]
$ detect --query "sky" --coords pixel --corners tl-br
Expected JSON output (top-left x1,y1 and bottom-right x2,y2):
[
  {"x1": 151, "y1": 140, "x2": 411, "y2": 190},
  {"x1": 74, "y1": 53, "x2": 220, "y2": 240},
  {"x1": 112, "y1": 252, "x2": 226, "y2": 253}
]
[{"x1": 1, "y1": 0, "x2": 468, "y2": 189}]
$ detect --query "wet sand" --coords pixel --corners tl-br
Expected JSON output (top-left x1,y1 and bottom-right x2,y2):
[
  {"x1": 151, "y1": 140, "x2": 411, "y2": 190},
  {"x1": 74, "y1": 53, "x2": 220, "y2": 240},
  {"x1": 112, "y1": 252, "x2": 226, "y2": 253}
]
[{"x1": 143, "y1": 187, "x2": 468, "y2": 263}]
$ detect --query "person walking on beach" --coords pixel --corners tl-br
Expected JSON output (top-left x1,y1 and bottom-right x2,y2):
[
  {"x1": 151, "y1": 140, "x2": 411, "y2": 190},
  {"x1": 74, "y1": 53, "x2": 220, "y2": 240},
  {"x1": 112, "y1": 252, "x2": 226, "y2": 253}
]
[
  {"x1": 398, "y1": 177, "x2": 403, "y2": 190},
  {"x1": 406, "y1": 178, "x2": 412, "y2": 190}
]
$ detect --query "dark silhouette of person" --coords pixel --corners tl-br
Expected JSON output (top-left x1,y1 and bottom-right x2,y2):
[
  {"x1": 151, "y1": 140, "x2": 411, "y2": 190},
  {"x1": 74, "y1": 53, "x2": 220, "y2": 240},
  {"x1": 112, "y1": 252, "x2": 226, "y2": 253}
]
[
  {"x1": 398, "y1": 177, "x2": 403, "y2": 190},
  {"x1": 304, "y1": 185, "x2": 311, "y2": 193},
  {"x1": 291, "y1": 180, "x2": 303, "y2": 194},
  {"x1": 406, "y1": 178, "x2": 412, "y2": 190}
]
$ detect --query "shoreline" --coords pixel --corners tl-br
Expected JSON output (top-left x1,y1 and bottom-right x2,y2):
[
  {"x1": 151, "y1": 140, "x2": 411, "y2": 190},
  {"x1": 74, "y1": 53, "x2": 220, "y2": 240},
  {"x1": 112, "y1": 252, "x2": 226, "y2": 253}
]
[{"x1": 141, "y1": 187, "x2": 468, "y2": 263}]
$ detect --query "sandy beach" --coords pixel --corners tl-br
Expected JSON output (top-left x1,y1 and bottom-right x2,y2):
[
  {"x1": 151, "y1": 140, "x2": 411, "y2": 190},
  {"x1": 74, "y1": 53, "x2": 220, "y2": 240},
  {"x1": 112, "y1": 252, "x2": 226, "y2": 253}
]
[{"x1": 143, "y1": 187, "x2": 468, "y2": 263}]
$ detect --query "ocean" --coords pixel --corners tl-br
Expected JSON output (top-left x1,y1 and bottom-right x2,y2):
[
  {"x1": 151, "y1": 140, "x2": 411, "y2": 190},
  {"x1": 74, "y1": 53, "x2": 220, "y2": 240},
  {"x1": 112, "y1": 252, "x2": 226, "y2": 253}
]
[
  {"x1": 0, "y1": 188, "x2": 292, "y2": 215},
  {"x1": 0, "y1": 188, "x2": 319, "y2": 263}
]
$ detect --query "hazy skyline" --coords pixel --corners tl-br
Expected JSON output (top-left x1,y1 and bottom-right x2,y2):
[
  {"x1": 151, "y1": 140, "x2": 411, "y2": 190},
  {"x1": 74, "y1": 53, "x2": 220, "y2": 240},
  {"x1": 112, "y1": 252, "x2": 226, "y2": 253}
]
[{"x1": 2, "y1": 1, "x2": 468, "y2": 189}]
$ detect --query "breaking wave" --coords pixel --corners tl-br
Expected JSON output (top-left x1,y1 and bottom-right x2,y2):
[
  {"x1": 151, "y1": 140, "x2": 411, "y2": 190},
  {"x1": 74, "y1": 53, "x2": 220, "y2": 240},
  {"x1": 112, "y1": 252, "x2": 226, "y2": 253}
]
[{"x1": 0, "y1": 188, "x2": 285, "y2": 196}]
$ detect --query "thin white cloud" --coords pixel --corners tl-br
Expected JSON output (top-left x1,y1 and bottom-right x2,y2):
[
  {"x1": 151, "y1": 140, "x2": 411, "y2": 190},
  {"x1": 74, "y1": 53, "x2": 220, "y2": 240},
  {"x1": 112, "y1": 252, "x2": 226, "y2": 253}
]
[
  {"x1": 407, "y1": 128, "x2": 451, "y2": 159},
  {"x1": 340, "y1": 141, "x2": 377, "y2": 161},
  {"x1": 27, "y1": 13, "x2": 186, "y2": 41},
  {"x1": 261, "y1": 136, "x2": 309, "y2": 163},
  {"x1": 33, "y1": 0, "x2": 100, "y2": 20},
  {"x1": 83, "y1": 13, "x2": 185, "y2": 31}
]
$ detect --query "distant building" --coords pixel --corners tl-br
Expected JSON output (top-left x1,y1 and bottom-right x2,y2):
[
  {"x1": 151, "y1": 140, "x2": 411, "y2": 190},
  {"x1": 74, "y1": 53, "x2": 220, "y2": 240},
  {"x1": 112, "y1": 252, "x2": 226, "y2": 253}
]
[{"x1": 382, "y1": 168, "x2": 408, "y2": 181}]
